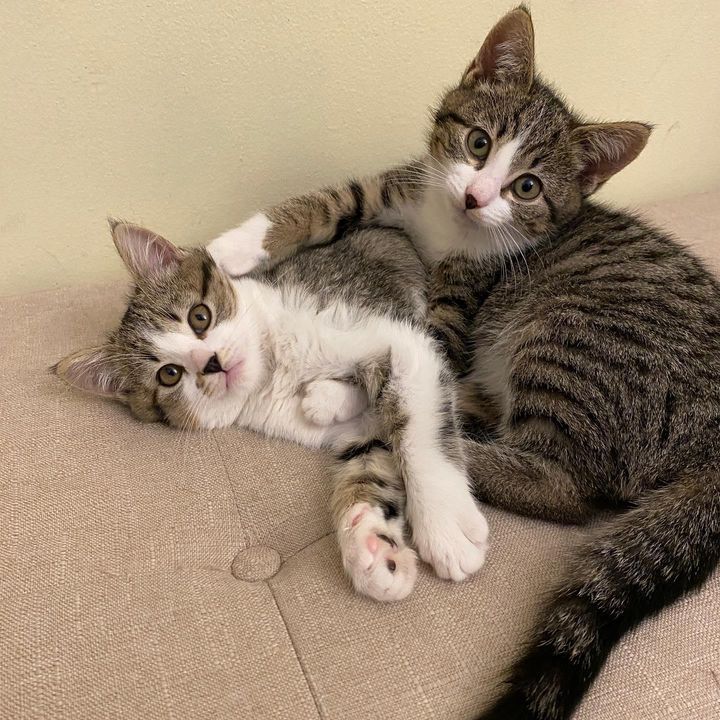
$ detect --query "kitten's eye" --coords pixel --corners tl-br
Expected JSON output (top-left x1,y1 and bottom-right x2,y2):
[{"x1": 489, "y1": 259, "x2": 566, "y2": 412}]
[
  {"x1": 467, "y1": 129, "x2": 492, "y2": 160},
  {"x1": 157, "y1": 364, "x2": 184, "y2": 387},
  {"x1": 188, "y1": 303, "x2": 212, "y2": 334},
  {"x1": 512, "y1": 174, "x2": 542, "y2": 200}
]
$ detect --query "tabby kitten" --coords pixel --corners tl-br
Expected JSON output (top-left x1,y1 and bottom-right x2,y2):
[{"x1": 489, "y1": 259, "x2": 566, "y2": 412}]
[
  {"x1": 207, "y1": 6, "x2": 720, "y2": 720},
  {"x1": 54, "y1": 221, "x2": 488, "y2": 602}
]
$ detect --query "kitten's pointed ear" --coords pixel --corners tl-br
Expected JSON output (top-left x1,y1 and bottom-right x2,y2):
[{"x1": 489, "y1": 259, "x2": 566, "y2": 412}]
[
  {"x1": 571, "y1": 122, "x2": 652, "y2": 196},
  {"x1": 461, "y1": 5, "x2": 535, "y2": 89},
  {"x1": 108, "y1": 218, "x2": 182, "y2": 279},
  {"x1": 52, "y1": 346, "x2": 126, "y2": 399}
]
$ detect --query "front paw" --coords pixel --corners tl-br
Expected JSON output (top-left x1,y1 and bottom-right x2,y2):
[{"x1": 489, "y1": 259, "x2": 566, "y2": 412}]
[
  {"x1": 207, "y1": 212, "x2": 272, "y2": 276},
  {"x1": 339, "y1": 503, "x2": 417, "y2": 602},
  {"x1": 410, "y1": 471, "x2": 489, "y2": 582}
]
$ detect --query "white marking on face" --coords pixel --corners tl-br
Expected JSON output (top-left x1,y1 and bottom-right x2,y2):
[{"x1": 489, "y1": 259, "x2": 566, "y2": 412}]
[
  {"x1": 153, "y1": 330, "x2": 202, "y2": 368},
  {"x1": 441, "y1": 137, "x2": 522, "y2": 227},
  {"x1": 149, "y1": 281, "x2": 270, "y2": 429},
  {"x1": 408, "y1": 137, "x2": 532, "y2": 261},
  {"x1": 464, "y1": 136, "x2": 522, "y2": 227},
  {"x1": 444, "y1": 161, "x2": 477, "y2": 212},
  {"x1": 190, "y1": 347, "x2": 216, "y2": 373}
]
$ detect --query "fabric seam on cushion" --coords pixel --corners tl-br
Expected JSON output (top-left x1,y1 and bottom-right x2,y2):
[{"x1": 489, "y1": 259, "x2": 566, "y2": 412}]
[
  {"x1": 211, "y1": 433, "x2": 335, "y2": 561},
  {"x1": 281, "y1": 531, "x2": 333, "y2": 562},
  {"x1": 211, "y1": 434, "x2": 322, "y2": 716},
  {"x1": 267, "y1": 580, "x2": 325, "y2": 720},
  {"x1": 212, "y1": 434, "x2": 251, "y2": 547}
]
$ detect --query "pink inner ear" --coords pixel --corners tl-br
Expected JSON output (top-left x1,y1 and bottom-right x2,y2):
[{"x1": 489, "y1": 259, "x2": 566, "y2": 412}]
[
  {"x1": 110, "y1": 221, "x2": 182, "y2": 278},
  {"x1": 53, "y1": 347, "x2": 124, "y2": 398},
  {"x1": 572, "y1": 122, "x2": 651, "y2": 194},
  {"x1": 146, "y1": 237, "x2": 180, "y2": 273},
  {"x1": 462, "y1": 7, "x2": 534, "y2": 88}
]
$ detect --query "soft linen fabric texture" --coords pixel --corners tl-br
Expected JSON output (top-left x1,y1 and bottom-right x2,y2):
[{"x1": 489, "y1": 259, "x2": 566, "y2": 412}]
[{"x1": 2, "y1": 192, "x2": 719, "y2": 719}]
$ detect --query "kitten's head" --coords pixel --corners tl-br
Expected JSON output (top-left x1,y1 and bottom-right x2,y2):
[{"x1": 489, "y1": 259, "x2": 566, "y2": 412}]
[
  {"x1": 54, "y1": 222, "x2": 266, "y2": 429},
  {"x1": 428, "y1": 5, "x2": 651, "y2": 248}
]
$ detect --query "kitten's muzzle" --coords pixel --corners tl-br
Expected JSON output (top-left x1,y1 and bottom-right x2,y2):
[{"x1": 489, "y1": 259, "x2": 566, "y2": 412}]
[{"x1": 465, "y1": 176, "x2": 501, "y2": 210}]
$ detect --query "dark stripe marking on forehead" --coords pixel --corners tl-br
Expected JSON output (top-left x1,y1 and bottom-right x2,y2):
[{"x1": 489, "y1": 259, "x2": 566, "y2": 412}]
[
  {"x1": 435, "y1": 111, "x2": 471, "y2": 128},
  {"x1": 201, "y1": 257, "x2": 213, "y2": 299}
]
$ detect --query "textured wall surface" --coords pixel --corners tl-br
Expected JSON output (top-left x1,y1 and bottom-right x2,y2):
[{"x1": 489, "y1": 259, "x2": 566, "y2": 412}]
[{"x1": 2, "y1": 1, "x2": 719, "y2": 295}]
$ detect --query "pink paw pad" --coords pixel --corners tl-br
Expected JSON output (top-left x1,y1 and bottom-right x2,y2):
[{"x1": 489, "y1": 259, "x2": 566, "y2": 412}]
[{"x1": 341, "y1": 504, "x2": 418, "y2": 601}]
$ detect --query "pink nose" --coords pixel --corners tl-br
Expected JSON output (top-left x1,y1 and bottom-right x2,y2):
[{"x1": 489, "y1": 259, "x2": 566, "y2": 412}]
[
  {"x1": 465, "y1": 178, "x2": 500, "y2": 210},
  {"x1": 465, "y1": 189, "x2": 494, "y2": 210}
]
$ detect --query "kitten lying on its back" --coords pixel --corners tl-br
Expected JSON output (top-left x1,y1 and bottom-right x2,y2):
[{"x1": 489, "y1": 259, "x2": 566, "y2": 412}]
[{"x1": 54, "y1": 221, "x2": 488, "y2": 601}]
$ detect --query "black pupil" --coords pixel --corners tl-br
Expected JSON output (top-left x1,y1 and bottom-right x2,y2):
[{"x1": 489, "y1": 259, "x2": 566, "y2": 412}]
[
  {"x1": 474, "y1": 135, "x2": 488, "y2": 150},
  {"x1": 166, "y1": 366, "x2": 178, "y2": 377},
  {"x1": 195, "y1": 312, "x2": 207, "y2": 323},
  {"x1": 522, "y1": 178, "x2": 534, "y2": 193}
]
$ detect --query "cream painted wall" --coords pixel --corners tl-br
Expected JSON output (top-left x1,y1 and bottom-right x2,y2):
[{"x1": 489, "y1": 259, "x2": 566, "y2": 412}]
[{"x1": 2, "y1": 1, "x2": 719, "y2": 296}]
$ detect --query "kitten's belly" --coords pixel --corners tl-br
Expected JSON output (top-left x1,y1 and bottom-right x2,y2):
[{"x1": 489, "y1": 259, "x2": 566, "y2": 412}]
[{"x1": 234, "y1": 383, "x2": 362, "y2": 450}]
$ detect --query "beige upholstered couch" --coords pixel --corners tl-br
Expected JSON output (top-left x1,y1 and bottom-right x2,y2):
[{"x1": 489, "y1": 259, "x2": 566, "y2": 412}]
[{"x1": 3, "y1": 193, "x2": 719, "y2": 719}]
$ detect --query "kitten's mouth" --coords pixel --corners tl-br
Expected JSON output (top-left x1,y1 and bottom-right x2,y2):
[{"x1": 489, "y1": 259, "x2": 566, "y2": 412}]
[
  {"x1": 453, "y1": 198, "x2": 497, "y2": 228},
  {"x1": 200, "y1": 358, "x2": 245, "y2": 395},
  {"x1": 224, "y1": 360, "x2": 244, "y2": 389},
  {"x1": 464, "y1": 207, "x2": 506, "y2": 229},
  {"x1": 460, "y1": 206, "x2": 488, "y2": 226}
]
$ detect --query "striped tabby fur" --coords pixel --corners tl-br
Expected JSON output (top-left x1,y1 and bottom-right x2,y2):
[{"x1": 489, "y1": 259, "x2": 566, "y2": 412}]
[{"x1": 207, "y1": 5, "x2": 720, "y2": 718}]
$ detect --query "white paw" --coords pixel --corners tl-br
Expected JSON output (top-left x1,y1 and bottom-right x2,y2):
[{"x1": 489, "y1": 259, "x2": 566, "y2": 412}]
[
  {"x1": 206, "y1": 212, "x2": 271, "y2": 276},
  {"x1": 409, "y1": 466, "x2": 489, "y2": 582},
  {"x1": 339, "y1": 503, "x2": 417, "y2": 602},
  {"x1": 302, "y1": 379, "x2": 368, "y2": 426}
]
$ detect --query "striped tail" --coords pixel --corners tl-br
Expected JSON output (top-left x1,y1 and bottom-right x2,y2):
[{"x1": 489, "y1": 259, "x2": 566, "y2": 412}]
[{"x1": 478, "y1": 469, "x2": 720, "y2": 720}]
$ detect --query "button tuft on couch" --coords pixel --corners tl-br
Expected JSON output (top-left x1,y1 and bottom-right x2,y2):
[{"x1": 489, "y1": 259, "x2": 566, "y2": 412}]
[{"x1": 231, "y1": 545, "x2": 282, "y2": 581}]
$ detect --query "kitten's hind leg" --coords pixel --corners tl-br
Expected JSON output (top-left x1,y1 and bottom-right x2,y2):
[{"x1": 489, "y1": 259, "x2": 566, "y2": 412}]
[
  {"x1": 320, "y1": 321, "x2": 489, "y2": 589},
  {"x1": 331, "y1": 437, "x2": 417, "y2": 602}
]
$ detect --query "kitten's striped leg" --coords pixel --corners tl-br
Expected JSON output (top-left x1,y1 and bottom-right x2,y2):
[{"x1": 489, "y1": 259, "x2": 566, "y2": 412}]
[
  {"x1": 456, "y1": 380, "x2": 502, "y2": 440},
  {"x1": 320, "y1": 322, "x2": 489, "y2": 594},
  {"x1": 207, "y1": 162, "x2": 424, "y2": 275},
  {"x1": 330, "y1": 436, "x2": 417, "y2": 602}
]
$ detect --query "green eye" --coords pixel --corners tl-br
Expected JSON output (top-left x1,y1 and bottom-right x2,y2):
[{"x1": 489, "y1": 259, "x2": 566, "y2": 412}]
[
  {"x1": 188, "y1": 303, "x2": 212, "y2": 334},
  {"x1": 157, "y1": 364, "x2": 184, "y2": 387},
  {"x1": 467, "y1": 129, "x2": 492, "y2": 160},
  {"x1": 512, "y1": 174, "x2": 542, "y2": 200}
]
